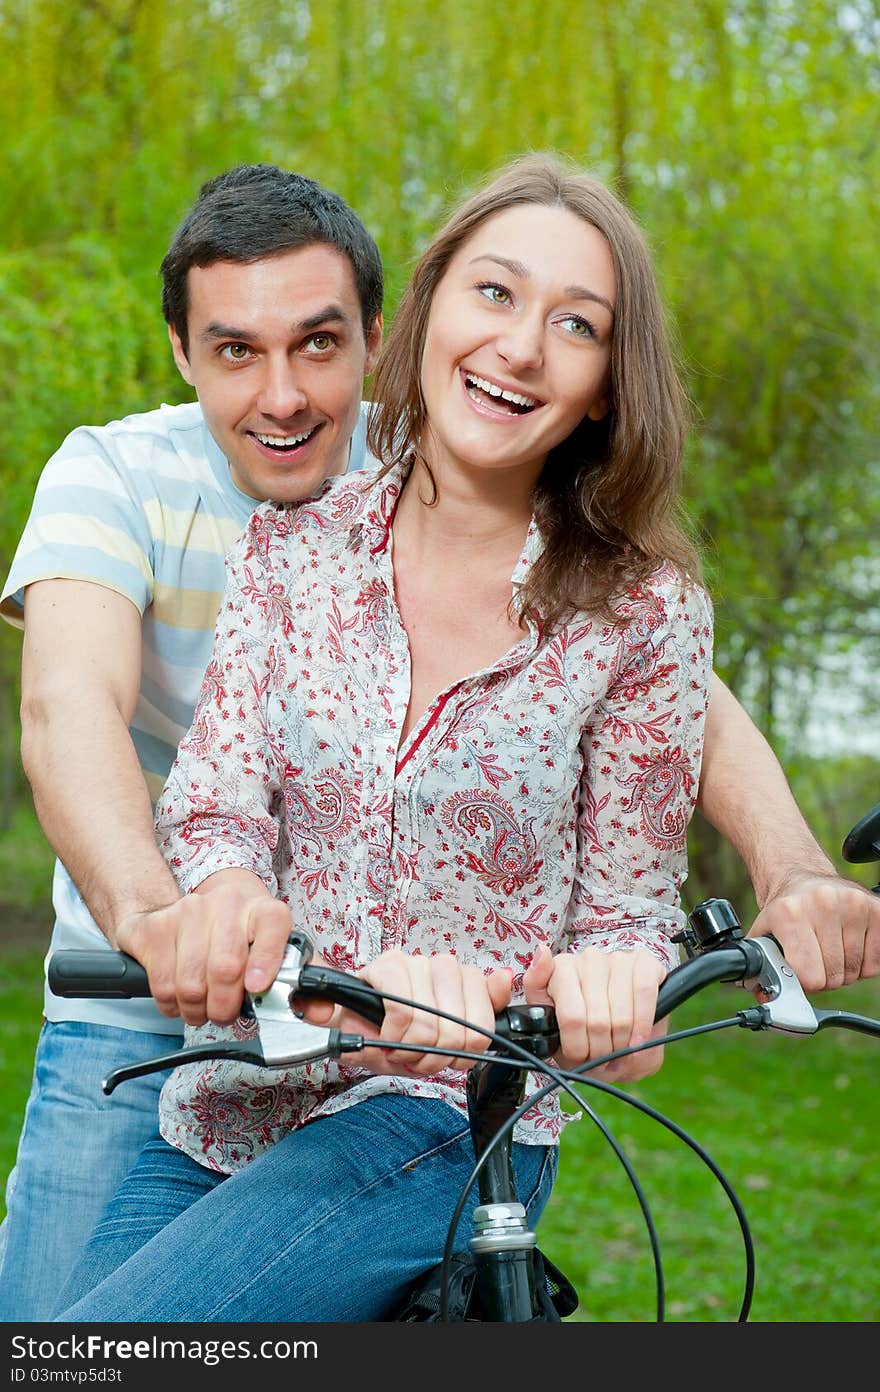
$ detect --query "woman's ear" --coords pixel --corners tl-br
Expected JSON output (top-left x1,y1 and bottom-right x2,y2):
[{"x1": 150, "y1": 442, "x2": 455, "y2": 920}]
[{"x1": 586, "y1": 380, "x2": 612, "y2": 422}]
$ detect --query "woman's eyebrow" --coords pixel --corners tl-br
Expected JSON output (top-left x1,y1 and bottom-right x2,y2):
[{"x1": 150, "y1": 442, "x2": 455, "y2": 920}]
[{"x1": 468, "y1": 253, "x2": 614, "y2": 316}]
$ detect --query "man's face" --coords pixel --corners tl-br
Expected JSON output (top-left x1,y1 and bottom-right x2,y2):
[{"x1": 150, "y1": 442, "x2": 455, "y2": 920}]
[{"x1": 170, "y1": 246, "x2": 382, "y2": 503}]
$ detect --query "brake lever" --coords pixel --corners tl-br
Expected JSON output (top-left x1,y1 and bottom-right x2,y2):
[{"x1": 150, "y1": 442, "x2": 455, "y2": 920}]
[
  {"x1": 101, "y1": 1021, "x2": 356, "y2": 1095},
  {"x1": 739, "y1": 937, "x2": 819, "y2": 1035},
  {"x1": 102, "y1": 933, "x2": 363, "y2": 1094}
]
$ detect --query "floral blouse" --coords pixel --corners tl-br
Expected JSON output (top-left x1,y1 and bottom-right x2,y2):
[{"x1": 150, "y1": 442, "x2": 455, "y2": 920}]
[{"x1": 155, "y1": 460, "x2": 713, "y2": 1173}]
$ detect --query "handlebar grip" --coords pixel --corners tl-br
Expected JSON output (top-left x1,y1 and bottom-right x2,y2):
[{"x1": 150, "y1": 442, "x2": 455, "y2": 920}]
[
  {"x1": 47, "y1": 950, "x2": 151, "y2": 999},
  {"x1": 654, "y1": 941, "x2": 764, "y2": 1018},
  {"x1": 297, "y1": 964, "x2": 561, "y2": 1053},
  {"x1": 296, "y1": 963, "x2": 386, "y2": 1026}
]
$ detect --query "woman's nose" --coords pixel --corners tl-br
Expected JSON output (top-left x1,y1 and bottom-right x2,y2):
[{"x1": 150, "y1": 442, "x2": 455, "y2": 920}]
[{"x1": 495, "y1": 317, "x2": 543, "y2": 373}]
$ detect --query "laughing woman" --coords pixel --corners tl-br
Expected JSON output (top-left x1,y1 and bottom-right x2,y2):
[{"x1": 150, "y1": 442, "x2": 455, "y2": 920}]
[{"x1": 55, "y1": 153, "x2": 713, "y2": 1321}]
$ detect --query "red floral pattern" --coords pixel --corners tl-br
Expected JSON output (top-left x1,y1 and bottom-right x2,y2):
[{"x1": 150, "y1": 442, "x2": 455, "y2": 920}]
[{"x1": 156, "y1": 462, "x2": 713, "y2": 1173}]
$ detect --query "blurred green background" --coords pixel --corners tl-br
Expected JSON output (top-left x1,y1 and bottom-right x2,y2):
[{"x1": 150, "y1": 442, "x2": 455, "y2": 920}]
[{"x1": 0, "y1": 0, "x2": 878, "y2": 1321}]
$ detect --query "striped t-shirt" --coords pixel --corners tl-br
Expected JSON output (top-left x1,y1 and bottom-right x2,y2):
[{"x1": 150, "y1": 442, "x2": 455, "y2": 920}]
[{"x1": 1, "y1": 399, "x2": 371, "y2": 1032}]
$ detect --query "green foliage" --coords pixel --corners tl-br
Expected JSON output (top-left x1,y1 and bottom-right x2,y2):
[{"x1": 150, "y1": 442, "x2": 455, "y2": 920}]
[
  {"x1": 543, "y1": 977, "x2": 880, "y2": 1321},
  {"x1": 1, "y1": 2, "x2": 876, "y2": 806},
  {"x1": 0, "y1": 948, "x2": 44, "y2": 1173},
  {"x1": 0, "y1": 240, "x2": 175, "y2": 578},
  {"x1": 0, "y1": 801, "x2": 55, "y2": 913}
]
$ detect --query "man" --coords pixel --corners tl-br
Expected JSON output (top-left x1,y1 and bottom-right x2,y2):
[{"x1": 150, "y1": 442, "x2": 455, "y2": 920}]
[
  {"x1": 1, "y1": 163, "x2": 876, "y2": 1322},
  {"x1": 0, "y1": 165, "x2": 382, "y2": 1321}
]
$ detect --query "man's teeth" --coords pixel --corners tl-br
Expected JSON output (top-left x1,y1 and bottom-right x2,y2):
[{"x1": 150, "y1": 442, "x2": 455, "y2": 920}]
[
  {"x1": 465, "y1": 373, "x2": 538, "y2": 409},
  {"x1": 254, "y1": 429, "x2": 314, "y2": 447}
]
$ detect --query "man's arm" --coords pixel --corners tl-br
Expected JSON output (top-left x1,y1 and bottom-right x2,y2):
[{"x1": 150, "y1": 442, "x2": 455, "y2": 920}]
[
  {"x1": 697, "y1": 673, "x2": 880, "y2": 991},
  {"x1": 21, "y1": 578, "x2": 291, "y2": 1025},
  {"x1": 20, "y1": 579, "x2": 183, "y2": 1011}
]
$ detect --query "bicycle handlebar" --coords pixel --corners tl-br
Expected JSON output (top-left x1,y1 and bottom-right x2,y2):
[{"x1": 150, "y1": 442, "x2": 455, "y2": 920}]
[
  {"x1": 47, "y1": 936, "x2": 768, "y2": 1020},
  {"x1": 46, "y1": 896, "x2": 880, "y2": 1088},
  {"x1": 50, "y1": 898, "x2": 864, "y2": 1069},
  {"x1": 43, "y1": 898, "x2": 880, "y2": 1326}
]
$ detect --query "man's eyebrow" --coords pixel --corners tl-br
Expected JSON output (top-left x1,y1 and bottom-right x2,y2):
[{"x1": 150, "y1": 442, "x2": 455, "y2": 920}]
[
  {"x1": 200, "y1": 323, "x2": 257, "y2": 343},
  {"x1": 199, "y1": 305, "x2": 352, "y2": 342},
  {"x1": 468, "y1": 254, "x2": 615, "y2": 317},
  {"x1": 299, "y1": 304, "x2": 352, "y2": 331}
]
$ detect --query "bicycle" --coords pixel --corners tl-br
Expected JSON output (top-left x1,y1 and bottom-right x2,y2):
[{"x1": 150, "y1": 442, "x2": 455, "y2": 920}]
[{"x1": 47, "y1": 800, "x2": 880, "y2": 1323}]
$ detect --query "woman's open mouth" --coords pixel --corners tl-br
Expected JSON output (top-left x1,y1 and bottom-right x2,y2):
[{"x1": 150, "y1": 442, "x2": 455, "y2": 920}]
[{"x1": 461, "y1": 370, "x2": 541, "y2": 417}]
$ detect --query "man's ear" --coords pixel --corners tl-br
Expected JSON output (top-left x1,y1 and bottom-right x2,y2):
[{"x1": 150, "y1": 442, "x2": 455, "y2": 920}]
[
  {"x1": 168, "y1": 324, "x2": 195, "y2": 386},
  {"x1": 364, "y1": 313, "x2": 383, "y2": 376}
]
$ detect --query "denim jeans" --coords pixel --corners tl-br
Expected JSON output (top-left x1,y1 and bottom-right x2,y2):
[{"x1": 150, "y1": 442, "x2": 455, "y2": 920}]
[
  {"x1": 0, "y1": 1020, "x2": 180, "y2": 1322},
  {"x1": 54, "y1": 1093, "x2": 558, "y2": 1322}
]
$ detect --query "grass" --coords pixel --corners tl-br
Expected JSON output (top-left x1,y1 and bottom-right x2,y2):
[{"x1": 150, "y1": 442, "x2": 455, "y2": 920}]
[
  {"x1": 540, "y1": 977, "x2": 880, "y2": 1322},
  {"x1": 0, "y1": 945, "x2": 43, "y2": 1171},
  {"x1": 0, "y1": 941, "x2": 877, "y2": 1322}
]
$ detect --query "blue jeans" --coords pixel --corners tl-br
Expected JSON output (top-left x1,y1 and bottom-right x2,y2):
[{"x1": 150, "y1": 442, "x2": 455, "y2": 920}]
[
  {"x1": 0, "y1": 1020, "x2": 180, "y2": 1322},
  {"x1": 54, "y1": 1094, "x2": 558, "y2": 1322}
]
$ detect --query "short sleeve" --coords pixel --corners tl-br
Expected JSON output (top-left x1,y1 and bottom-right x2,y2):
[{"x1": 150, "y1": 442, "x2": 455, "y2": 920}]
[{"x1": 1, "y1": 425, "x2": 156, "y2": 628}]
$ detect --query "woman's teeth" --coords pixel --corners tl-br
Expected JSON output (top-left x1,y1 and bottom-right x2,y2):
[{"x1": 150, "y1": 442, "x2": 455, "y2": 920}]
[{"x1": 464, "y1": 373, "x2": 538, "y2": 413}]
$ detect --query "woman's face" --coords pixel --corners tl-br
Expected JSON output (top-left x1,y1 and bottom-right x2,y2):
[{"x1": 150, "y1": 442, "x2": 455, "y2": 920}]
[{"x1": 419, "y1": 202, "x2": 616, "y2": 484}]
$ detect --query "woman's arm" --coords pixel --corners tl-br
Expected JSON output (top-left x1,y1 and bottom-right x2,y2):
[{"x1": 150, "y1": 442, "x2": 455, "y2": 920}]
[{"x1": 525, "y1": 576, "x2": 715, "y2": 1080}]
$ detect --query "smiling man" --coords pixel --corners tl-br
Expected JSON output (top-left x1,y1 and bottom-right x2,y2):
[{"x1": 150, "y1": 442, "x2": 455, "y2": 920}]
[
  {"x1": 0, "y1": 165, "x2": 383, "y2": 1320},
  {"x1": 167, "y1": 249, "x2": 380, "y2": 505}
]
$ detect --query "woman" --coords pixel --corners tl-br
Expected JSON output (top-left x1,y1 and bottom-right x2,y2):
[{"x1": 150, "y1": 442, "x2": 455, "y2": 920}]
[{"x1": 54, "y1": 152, "x2": 712, "y2": 1321}]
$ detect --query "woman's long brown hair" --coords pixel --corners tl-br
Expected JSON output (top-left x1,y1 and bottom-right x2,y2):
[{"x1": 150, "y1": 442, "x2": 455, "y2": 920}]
[{"x1": 368, "y1": 152, "x2": 701, "y2": 628}]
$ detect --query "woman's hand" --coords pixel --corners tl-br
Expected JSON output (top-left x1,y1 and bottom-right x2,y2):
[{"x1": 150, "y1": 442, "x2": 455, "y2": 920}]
[
  {"x1": 523, "y1": 943, "x2": 668, "y2": 1082},
  {"x1": 296, "y1": 950, "x2": 514, "y2": 1077}
]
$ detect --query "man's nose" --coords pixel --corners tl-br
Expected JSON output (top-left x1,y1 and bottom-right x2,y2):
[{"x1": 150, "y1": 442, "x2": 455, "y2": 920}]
[{"x1": 257, "y1": 359, "x2": 309, "y2": 420}]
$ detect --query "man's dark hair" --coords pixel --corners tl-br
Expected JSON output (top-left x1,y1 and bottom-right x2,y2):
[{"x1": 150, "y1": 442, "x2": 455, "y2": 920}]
[{"x1": 161, "y1": 163, "x2": 383, "y2": 354}]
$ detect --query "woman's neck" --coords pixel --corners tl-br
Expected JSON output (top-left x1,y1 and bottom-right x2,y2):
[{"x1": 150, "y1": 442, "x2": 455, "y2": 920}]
[{"x1": 396, "y1": 452, "x2": 536, "y2": 560}]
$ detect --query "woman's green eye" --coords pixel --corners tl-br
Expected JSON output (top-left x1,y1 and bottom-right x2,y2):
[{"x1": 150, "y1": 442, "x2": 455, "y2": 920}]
[
  {"x1": 560, "y1": 316, "x2": 594, "y2": 338},
  {"x1": 478, "y1": 283, "x2": 511, "y2": 305}
]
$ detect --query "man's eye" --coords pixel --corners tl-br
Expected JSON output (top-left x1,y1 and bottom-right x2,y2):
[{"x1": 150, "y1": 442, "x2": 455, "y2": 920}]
[
  {"x1": 307, "y1": 333, "x2": 335, "y2": 352},
  {"x1": 477, "y1": 282, "x2": 512, "y2": 305},
  {"x1": 221, "y1": 343, "x2": 252, "y2": 362}
]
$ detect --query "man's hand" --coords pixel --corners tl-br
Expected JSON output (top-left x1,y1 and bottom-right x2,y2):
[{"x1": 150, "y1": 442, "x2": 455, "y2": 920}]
[
  {"x1": 747, "y1": 872, "x2": 880, "y2": 993},
  {"x1": 116, "y1": 872, "x2": 292, "y2": 1025}
]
